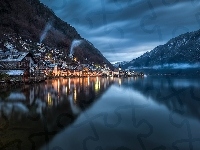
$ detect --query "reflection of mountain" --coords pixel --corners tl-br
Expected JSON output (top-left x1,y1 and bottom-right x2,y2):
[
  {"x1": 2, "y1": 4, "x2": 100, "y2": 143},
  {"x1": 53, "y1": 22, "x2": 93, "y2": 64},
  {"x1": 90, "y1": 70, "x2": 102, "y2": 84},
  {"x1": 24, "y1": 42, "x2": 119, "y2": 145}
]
[
  {"x1": 44, "y1": 77, "x2": 114, "y2": 130},
  {"x1": 121, "y1": 77, "x2": 200, "y2": 119},
  {"x1": 0, "y1": 77, "x2": 113, "y2": 150},
  {"x1": 0, "y1": 77, "x2": 113, "y2": 117}
]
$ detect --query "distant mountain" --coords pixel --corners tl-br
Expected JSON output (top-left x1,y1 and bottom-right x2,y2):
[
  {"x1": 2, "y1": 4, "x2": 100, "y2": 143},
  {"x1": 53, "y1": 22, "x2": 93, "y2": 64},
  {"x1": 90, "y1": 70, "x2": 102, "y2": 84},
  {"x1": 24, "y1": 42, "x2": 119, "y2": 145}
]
[
  {"x1": 112, "y1": 61, "x2": 129, "y2": 68},
  {"x1": 123, "y1": 30, "x2": 200, "y2": 69},
  {"x1": 0, "y1": 0, "x2": 113, "y2": 68}
]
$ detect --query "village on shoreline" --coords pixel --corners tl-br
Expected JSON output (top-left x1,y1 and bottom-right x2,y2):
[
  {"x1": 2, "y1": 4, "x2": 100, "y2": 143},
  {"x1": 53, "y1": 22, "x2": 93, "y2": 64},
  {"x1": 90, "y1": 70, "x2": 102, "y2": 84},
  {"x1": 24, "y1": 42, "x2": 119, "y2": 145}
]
[{"x1": 0, "y1": 49, "x2": 144, "y2": 86}]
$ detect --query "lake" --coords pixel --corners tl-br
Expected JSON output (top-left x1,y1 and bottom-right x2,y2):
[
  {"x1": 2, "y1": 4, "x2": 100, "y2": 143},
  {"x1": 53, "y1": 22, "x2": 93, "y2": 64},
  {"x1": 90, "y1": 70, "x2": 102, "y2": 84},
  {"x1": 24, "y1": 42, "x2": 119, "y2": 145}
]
[{"x1": 0, "y1": 76, "x2": 200, "y2": 150}]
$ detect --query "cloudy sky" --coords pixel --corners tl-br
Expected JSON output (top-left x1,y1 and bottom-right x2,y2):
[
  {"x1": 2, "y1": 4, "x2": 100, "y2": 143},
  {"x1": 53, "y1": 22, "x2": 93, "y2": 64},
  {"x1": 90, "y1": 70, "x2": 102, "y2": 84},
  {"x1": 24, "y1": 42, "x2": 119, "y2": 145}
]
[{"x1": 40, "y1": 0, "x2": 200, "y2": 63}]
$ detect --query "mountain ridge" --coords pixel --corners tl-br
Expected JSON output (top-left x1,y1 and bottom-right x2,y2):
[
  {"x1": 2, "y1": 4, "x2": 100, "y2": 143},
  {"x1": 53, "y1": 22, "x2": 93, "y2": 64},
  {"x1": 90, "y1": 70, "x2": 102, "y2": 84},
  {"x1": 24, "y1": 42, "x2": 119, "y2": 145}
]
[
  {"x1": 0, "y1": 0, "x2": 113, "y2": 68},
  {"x1": 123, "y1": 29, "x2": 200, "y2": 69}
]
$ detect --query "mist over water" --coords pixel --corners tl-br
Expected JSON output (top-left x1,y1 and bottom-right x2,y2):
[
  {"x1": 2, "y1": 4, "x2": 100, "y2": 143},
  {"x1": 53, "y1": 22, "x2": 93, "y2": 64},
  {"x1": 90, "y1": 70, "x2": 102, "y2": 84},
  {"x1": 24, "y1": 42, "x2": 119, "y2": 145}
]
[
  {"x1": 130, "y1": 63, "x2": 200, "y2": 70},
  {"x1": 152, "y1": 63, "x2": 200, "y2": 69},
  {"x1": 40, "y1": 21, "x2": 52, "y2": 43}
]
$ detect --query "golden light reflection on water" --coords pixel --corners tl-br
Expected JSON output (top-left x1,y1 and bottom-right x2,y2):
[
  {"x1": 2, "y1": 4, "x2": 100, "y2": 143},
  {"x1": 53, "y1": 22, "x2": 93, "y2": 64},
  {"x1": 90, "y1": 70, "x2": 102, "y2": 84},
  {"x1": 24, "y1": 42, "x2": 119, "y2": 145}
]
[
  {"x1": 44, "y1": 77, "x2": 113, "y2": 107},
  {"x1": 58, "y1": 79, "x2": 60, "y2": 93},
  {"x1": 88, "y1": 76, "x2": 90, "y2": 86},
  {"x1": 47, "y1": 92, "x2": 53, "y2": 106},
  {"x1": 74, "y1": 87, "x2": 77, "y2": 102},
  {"x1": 43, "y1": 77, "x2": 146, "y2": 107},
  {"x1": 95, "y1": 77, "x2": 101, "y2": 92},
  {"x1": 119, "y1": 78, "x2": 122, "y2": 86},
  {"x1": 2, "y1": 76, "x2": 200, "y2": 150},
  {"x1": 68, "y1": 78, "x2": 71, "y2": 90}
]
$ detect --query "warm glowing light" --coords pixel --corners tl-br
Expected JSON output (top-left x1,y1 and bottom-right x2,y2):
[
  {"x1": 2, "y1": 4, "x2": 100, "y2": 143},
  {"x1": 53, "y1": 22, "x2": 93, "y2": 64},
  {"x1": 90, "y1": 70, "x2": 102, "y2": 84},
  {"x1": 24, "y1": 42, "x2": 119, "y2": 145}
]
[
  {"x1": 111, "y1": 76, "x2": 113, "y2": 80},
  {"x1": 88, "y1": 76, "x2": 90, "y2": 86},
  {"x1": 95, "y1": 81, "x2": 99, "y2": 92},
  {"x1": 98, "y1": 80, "x2": 100, "y2": 90},
  {"x1": 52, "y1": 80, "x2": 57, "y2": 91},
  {"x1": 47, "y1": 92, "x2": 53, "y2": 106},
  {"x1": 74, "y1": 88, "x2": 77, "y2": 102},
  {"x1": 118, "y1": 78, "x2": 121, "y2": 86},
  {"x1": 57, "y1": 79, "x2": 60, "y2": 93},
  {"x1": 68, "y1": 78, "x2": 71, "y2": 90},
  {"x1": 95, "y1": 77, "x2": 100, "y2": 92}
]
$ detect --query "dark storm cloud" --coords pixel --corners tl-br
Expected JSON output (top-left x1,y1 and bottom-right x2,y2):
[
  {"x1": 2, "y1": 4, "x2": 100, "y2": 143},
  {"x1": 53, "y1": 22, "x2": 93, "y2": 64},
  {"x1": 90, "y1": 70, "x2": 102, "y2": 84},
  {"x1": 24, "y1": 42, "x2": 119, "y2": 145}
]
[{"x1": 40, "y1": 0, "x2": 200, "y2": 63}]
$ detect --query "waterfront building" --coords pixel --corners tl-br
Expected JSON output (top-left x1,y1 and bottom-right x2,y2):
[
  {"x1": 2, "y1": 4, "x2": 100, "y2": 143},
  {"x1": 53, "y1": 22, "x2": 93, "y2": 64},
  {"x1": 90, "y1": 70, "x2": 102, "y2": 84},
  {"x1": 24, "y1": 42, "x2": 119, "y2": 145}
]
[{"x1": 0, "y1": 52, "x2": 35, "y2": 76}]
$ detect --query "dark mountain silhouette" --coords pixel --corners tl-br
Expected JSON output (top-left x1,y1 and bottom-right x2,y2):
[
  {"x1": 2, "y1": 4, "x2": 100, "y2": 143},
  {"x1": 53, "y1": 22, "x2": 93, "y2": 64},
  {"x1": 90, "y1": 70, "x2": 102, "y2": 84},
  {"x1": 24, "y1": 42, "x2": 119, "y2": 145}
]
[{"x1": 0, "y1": 0, "x2": 113, "y2": 68}]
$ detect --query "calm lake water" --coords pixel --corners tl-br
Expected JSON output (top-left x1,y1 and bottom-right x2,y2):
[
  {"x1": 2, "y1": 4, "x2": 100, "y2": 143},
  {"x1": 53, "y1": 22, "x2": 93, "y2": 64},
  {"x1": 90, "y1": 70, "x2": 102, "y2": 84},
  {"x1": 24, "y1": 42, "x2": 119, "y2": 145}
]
[{"x1": 0, "y1": 76, "x2": 200, "y2": 150}]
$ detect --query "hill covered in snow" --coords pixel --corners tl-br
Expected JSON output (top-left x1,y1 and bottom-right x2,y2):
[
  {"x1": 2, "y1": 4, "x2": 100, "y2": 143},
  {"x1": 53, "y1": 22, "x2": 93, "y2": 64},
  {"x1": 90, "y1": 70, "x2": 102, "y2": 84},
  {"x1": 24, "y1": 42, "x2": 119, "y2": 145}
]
[{"x1": 123, "y1": 30, "x2": 200, "y2": 70}]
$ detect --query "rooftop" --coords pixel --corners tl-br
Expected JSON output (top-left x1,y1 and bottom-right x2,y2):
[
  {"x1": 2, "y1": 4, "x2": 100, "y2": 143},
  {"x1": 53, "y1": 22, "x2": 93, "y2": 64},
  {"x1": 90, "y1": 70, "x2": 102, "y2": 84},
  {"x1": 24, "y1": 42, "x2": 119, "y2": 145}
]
[{"x1": 0, "y1": 52, "x2": 30, "y2": 62}]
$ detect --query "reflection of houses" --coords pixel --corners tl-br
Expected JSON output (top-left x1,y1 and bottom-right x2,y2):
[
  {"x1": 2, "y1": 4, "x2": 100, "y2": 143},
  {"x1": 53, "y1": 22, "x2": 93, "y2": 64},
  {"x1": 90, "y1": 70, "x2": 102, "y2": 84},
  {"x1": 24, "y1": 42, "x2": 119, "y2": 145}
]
[
  {"x1": 0, "y1": 52, "x2": 35, "y2": 76},
  {"x1": 0, "y1": 86, "x2": 46, "y2": 118},
  {"x1": 113, "y1": 68, "x2": 119, "y2": 77}
]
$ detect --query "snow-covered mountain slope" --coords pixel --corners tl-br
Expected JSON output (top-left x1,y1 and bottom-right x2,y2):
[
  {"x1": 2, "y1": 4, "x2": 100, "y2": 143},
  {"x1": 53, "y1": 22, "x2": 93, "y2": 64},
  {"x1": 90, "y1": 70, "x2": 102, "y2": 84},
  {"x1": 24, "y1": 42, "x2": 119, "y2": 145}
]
[{"x1": 123, "y1": 30, "x2": 200, "y2": 69}]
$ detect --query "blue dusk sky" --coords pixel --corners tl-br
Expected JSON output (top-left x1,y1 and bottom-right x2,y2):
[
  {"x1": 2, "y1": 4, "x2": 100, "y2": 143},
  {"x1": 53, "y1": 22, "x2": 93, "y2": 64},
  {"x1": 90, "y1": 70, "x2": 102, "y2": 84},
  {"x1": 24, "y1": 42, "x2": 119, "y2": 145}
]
[{"x1": 40, "y1": 0, "x2": 200, "y2": 63}]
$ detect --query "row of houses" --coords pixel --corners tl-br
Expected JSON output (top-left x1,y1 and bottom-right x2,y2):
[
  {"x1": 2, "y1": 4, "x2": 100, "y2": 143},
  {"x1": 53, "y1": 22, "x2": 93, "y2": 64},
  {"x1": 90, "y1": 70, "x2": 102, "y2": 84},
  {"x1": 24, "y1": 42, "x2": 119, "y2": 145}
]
[
  {"x1": 0, "y1": 50, "x2": 144, "y2": 80},
  {"x1": 0, "y1": 51, "x2": 103, "y2": 79},
  {"x1": 101, "y1": 65, "x2": 144, "y2": 77}
]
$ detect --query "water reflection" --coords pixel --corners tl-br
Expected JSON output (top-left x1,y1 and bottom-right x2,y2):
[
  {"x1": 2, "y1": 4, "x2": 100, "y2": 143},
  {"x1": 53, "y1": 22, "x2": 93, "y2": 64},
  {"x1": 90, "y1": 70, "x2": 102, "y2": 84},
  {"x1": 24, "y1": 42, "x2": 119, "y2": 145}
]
[
  {"x1": 0, "y1": 77, "x2": 113, "y2": 116},
  {"x1": 1, "y1": 76, "x2": 200, "y2": 150},
  {"x1": 43, "y1": 76, "x2": 200, "y2": 150},
  {"x1": 0, "y1": 77, "x2": 113, "y2": 149},
  {"x1": 121, "y1": 76, "x2": 200, "y2": 120}
]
